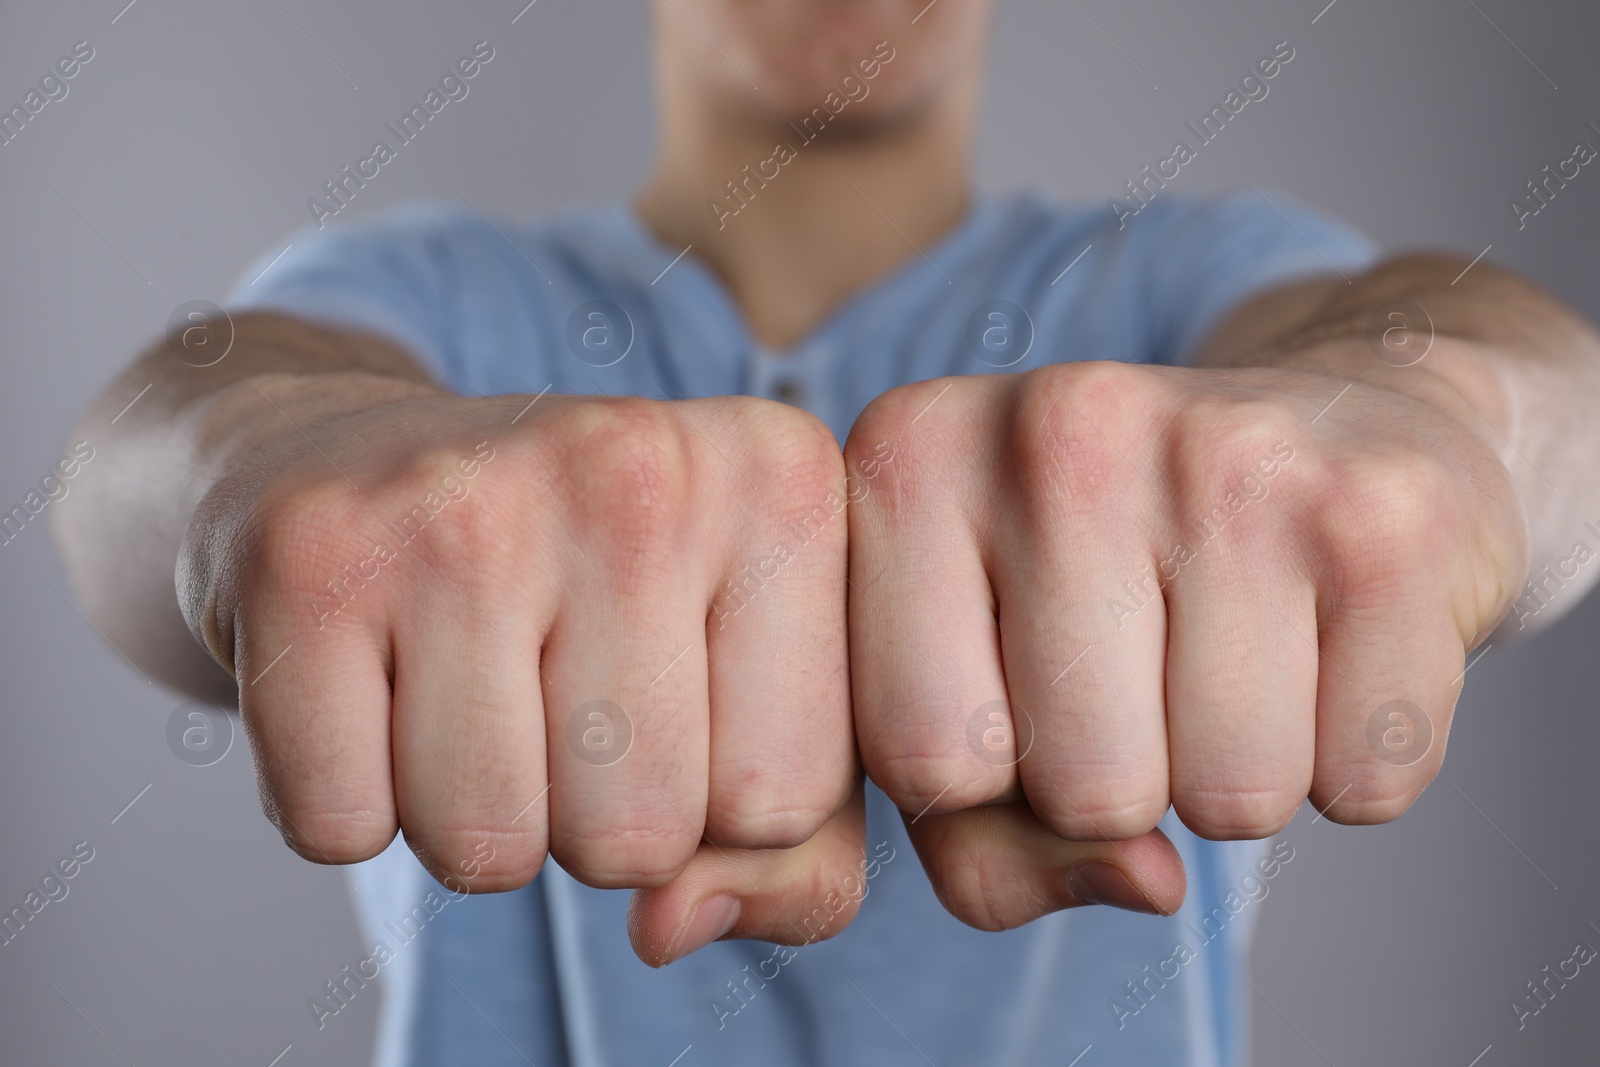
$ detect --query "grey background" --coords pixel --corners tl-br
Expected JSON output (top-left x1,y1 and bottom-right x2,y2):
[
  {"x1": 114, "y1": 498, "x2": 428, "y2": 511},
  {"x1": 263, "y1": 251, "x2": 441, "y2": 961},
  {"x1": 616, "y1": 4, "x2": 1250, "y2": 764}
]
[{"x1": 2, "y1": 0, "x2": 1597, "y2": 1063}]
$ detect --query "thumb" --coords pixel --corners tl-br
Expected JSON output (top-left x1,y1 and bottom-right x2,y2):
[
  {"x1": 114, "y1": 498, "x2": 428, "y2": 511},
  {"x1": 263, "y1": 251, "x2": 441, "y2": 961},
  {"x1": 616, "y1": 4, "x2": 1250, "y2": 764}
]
[
  {"x1": 904, "y1": 801, "x2": 1188, "y2": 932},
  {"x1": 627, "y1": 781, "x2": 868, "y2": 967}
]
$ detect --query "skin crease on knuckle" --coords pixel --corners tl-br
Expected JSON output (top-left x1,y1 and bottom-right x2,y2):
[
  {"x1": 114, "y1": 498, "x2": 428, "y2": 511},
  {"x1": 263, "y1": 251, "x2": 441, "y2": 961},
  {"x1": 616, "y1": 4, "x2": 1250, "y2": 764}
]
[
  {"x1": 1313, "y1": 758, "x2": 1438, "y2": 826},
  {"x1": 551, "y1": 399, "x2": 700, "y2": 573},
  {"x1": 707, "y1": 800, "x2": 836, "y2": 852},
  {"x1": 1171, "y1": 784, "x2": 1303, "y2": 841},
  {"x1": 1007, "y1": 392, "x2": 1125, "y2": 513},
  {"x1": 268, "y1": 794, "x2": 397, "y2": 866},
  {"x1": 551, "y1": 820, "x2": 701, "y2": 890},
  {"x1": 843, "y1": 378, "x2": 970, "y2": 515},
  {"x1": 1034, "y1": 788, "x2": 1170, "y2": 842},
  {"x1": 409, "y1": 828, "x2": 548, "y2": 893},
  {"x1": 871, "y1": 747, "x2": 1007, "y2": 815}
]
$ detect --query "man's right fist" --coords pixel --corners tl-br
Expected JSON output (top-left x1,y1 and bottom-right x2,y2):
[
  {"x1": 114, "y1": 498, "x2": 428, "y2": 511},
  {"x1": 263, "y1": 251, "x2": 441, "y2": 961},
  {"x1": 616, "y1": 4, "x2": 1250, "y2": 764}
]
[{"x1": 178, "y1": 380, "x2": 864, "y2": 964}]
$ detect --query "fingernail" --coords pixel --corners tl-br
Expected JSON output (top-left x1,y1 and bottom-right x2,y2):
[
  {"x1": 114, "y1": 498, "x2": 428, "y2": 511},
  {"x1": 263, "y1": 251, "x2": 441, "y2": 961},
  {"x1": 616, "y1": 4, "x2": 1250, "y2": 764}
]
[
  {"x1": 1067, "y1": 861, "x2": 1163, "y2": 915},
  {"x1": 666, "y1": 894, "x2": 741, "y2": 964}
]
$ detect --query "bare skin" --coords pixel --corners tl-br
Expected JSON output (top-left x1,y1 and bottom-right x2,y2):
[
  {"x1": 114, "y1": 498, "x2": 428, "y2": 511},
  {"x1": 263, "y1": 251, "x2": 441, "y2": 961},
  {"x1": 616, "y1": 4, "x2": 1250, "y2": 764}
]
[{"x1": 53, "y1": 0, "x2": 1600, "y2": 961}]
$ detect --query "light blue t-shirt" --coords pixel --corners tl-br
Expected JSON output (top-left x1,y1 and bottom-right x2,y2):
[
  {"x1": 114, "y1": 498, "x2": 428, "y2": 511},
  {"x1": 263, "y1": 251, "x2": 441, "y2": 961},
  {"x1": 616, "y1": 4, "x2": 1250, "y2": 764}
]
[{"x1": 228, "y1": 190, "x2": 1379, "y2": 1067}]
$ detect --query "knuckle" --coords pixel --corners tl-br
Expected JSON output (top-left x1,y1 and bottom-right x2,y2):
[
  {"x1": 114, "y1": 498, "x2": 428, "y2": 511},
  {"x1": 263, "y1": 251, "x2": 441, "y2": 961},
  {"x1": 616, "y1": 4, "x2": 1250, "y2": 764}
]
[
  {"x1": 557, "y1": 398, "x2": 695, "y2": 560},
  {"x1": 867, "y1": 746, "x2": 1008, "y2": 813},
  {"x1": 550, "y1": 818, "x2": 698, "y2": 889},
  {"x1": 706, "y1": 747, "x2": 844, "y2": 848},
  {"x1": 408, "y1": 828, "x2": 547, "y2": 893},
  {"x1": 380, "y1": 449, "x2": 500, "y2": 574},
  {"x1": 1037, "y1": 792, "x2": 1167, "y2": 841},
  {"x1": 1318, "y1": 452, "x2": 1451, "y2": 576},
  {"x1": 1008, "y1": 361, "x2": 1147, "y2": 504},
  {"x1": 706, "y1": 797, "x2": 834, "y2": 851},
  {"x1": 768, "y1": 423, "x2": 848, "y2": 508},
  {"x1": 843, "y1": 380, "x2": 955, "y2": 514},
  {"x1": 848, "y1": 379, "x2": 935, "y2": 445},
  {"x1": 1029, "y1": 358, "x2": 1148, "y2": 416},
  {"x1": 1169, "y1": 398, "x2": 1301, "y2": 512},
  {"x1": 273, "y1": 803, "x2": 395, "y2": 865},
  {"x1": 1173, "y1": 785, "x2": 1302, "y2": 840},
  {"x1": 1175, "y1": 394, "x2": 1300, "y2": 459},
  {"x1": 740, "y1": 400, "x2": 849, "y2": 533},
  {"x1": 1319, "y1": 774, "x2": 1430, "y2": 825},
  {"x1": 244, "y1": 478, "x2": 366, "y2": 596}
]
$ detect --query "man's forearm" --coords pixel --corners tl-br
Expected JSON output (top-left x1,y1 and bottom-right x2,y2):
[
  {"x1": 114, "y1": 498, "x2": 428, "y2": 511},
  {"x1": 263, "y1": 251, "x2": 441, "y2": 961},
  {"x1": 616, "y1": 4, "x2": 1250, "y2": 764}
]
[
  {"x1": 51, "y1": 312, "x2": 446, "y2": 702},
  {"x1": 1197, "y1": 253, "x2": 1600, "y2": 634}
]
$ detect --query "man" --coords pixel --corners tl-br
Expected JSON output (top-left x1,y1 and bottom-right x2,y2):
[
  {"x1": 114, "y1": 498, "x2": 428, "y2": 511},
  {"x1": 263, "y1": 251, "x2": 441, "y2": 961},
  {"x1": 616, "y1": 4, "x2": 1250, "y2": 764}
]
[{"x1": 52, "y1": 0, "x2": 1600, "y2": 1064}]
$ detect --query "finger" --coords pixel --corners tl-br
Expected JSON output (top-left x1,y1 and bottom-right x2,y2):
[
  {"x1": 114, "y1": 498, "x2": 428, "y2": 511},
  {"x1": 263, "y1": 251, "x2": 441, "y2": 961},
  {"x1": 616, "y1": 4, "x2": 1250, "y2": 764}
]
[
  {"x1": 542, "y1": 410, "x2": 712, "y2": 888},
  {"x1": 846, "y1": 396, "x2": 1017, "y2": 815},
  {"x1": 235, "y1": 550, "x2": 397, "y2": 864},
  {"x1": 628, "y1": 781, "x2": 869, "y2": 966},
  {"x1": 993, "y1": 379, "x2": 1171, "y2": 837},
  {"x1": 851, "y1": 529, "x2": 1014, "y2": 812},
  {"x1": 1309, "y1": 499, "x2": 1467, "y2": 823},
  {"x1": 703, "y1": 408, "x2": 854, "y2": 848},
  {"x1": 903, "y1": 802, "x2": 1187, "y2": 932},
  {"x1": 390, "y1": 572, "x2": 550, "y2": 893},
  {"x1": 1164, "y1": 544, "x2": 1318, "y2": 840}
]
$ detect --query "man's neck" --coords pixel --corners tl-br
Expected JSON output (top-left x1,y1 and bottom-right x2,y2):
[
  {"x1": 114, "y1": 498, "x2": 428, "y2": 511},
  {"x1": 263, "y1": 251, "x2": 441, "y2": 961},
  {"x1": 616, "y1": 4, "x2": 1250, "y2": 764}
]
[{"x1": 635, "y1": 95, "x2": 974, "y2": 350}]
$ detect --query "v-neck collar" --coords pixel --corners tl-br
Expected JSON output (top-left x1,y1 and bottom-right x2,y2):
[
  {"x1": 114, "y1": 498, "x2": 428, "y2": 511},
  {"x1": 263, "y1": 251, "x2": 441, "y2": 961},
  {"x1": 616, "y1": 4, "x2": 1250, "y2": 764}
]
[{"x1": 604, "y1": 194, "x2": 1004, "y2": 362}]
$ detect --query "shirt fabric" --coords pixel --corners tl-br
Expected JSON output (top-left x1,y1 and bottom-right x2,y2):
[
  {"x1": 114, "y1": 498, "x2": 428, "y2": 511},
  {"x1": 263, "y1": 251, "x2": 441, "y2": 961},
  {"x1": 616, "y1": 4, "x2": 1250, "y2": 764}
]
[{"x1": 227, "y1": 189, "x2": 1380, "y2": 1067}]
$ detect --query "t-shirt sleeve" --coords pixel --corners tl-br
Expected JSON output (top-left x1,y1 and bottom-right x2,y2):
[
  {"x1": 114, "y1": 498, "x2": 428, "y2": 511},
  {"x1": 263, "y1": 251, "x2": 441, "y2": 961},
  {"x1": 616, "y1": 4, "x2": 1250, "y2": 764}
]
[
  {"x1": 1131, "y1": 190, "x2": 1381, "y2": 366},
  {"x1": 223, "y1": 207, "x2": 476, "y2": 389}
]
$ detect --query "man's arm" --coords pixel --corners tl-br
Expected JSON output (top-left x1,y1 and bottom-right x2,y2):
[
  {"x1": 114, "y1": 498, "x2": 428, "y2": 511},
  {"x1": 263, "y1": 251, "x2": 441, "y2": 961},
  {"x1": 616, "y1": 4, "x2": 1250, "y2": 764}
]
[
  {"x1": 51, "y1": 311, "x2": 443, "y2": 705},
  {"x1": 1196, "y1": 251, "x2": 1600, "y2": 635}
]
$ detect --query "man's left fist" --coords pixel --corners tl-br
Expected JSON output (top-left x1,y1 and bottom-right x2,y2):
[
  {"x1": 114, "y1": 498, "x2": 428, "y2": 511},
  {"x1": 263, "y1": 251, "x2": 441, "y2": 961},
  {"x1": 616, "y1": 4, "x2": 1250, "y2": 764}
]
[{"x1": 843, "y1": 357, "x2": 1527, "y2": 931}]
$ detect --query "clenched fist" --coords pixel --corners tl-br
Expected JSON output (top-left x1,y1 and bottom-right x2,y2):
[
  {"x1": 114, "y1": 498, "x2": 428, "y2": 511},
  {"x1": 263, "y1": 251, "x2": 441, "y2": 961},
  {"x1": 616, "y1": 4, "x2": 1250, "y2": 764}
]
[
  {"x1": 177, "y1": 376, "x2": 868, "y2": 964},
  {"x1": 844, "y1": 355, "x2": 1527, "y2": 931}
]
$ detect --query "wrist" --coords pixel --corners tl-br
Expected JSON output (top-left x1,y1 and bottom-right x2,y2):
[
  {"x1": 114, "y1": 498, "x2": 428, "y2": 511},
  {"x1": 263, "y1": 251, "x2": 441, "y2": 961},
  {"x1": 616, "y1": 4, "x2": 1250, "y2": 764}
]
[
  {"x1": 191, "y1": 371, "x2": 450, "y2": 480},
  {"x1": 1259, "y1": 336, "x2": 1519, "y2": 468}
]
